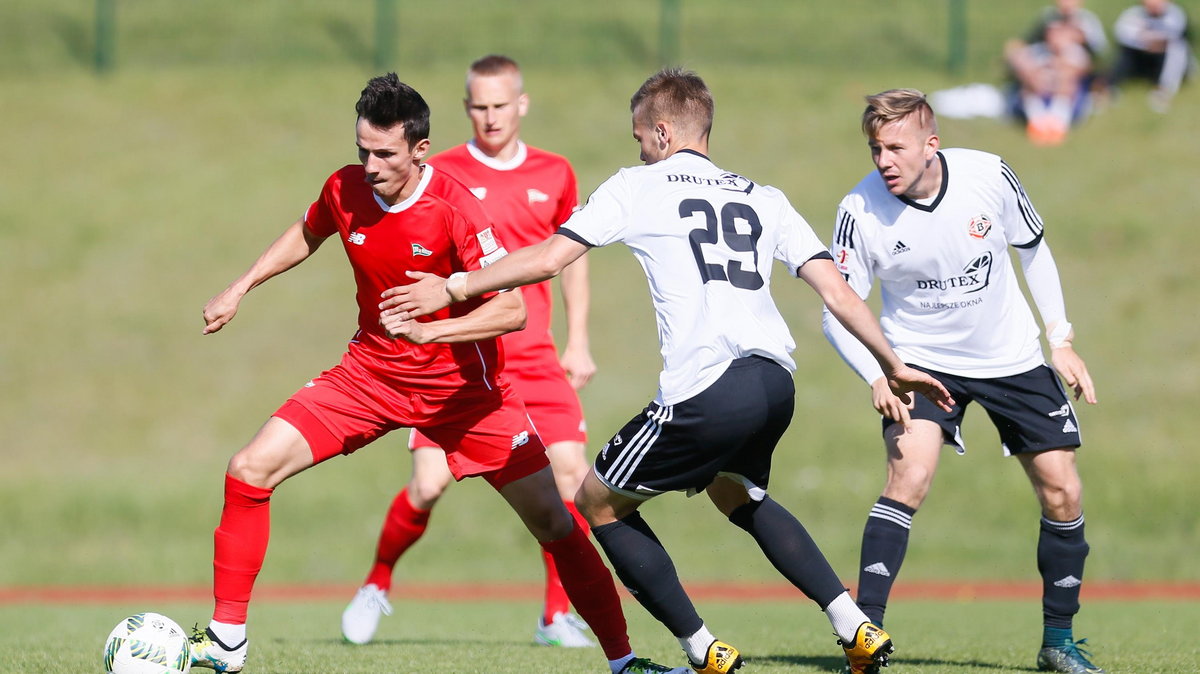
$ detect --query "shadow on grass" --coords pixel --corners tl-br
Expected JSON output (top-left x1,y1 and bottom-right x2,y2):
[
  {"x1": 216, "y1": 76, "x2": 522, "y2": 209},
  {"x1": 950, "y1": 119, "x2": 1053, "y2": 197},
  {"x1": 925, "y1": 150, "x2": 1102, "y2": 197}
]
[{"x1": 748, "y1": 652, "x2": 1035, "y2": 671}]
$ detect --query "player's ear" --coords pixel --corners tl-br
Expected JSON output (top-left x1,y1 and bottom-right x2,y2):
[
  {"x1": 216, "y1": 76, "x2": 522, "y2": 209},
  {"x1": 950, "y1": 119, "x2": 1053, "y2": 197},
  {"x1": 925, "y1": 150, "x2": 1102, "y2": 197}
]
[
  {"x1": 412, "y1": 138, "x2": 431, "y2": 161},
  {"x1": 517, "y1": 92, "x2": 530, "y2": 117},
  {"x1": 924, "y1": 133, "x2": 940, "y2": 159}
]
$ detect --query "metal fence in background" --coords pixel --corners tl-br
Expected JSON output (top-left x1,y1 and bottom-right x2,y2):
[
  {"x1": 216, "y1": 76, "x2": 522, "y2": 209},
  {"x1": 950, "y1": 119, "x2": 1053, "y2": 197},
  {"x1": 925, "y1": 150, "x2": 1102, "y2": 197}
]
[{"x1": 2, "y1": 0, "x2": 1143, "y2": 79}]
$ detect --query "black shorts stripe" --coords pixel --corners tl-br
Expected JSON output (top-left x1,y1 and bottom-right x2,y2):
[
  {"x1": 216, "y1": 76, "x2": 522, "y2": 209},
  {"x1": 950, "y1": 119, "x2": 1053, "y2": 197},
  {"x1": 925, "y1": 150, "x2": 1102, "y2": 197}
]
[{"x1": 604, "y1": 404, "x2": 672, "y2": 488}]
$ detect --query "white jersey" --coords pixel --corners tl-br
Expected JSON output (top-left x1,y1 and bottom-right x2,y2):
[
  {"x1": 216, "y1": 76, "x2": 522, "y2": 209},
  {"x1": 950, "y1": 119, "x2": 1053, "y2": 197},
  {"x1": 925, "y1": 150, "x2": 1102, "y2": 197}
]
[
  {"x1": 828, "y1": 148, "x2": 1046, "y2": 379},
  {"x1": 559, "y1": 150, "x2": 828, "y2": 405}
]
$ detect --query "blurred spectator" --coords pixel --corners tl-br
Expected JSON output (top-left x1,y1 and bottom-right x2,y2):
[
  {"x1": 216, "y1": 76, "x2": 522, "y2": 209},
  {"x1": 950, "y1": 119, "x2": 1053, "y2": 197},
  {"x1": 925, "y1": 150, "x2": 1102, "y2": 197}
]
[
  {"x1": 1006, "y1": 24, "x2": 1094, "y2": 144},
  {"x1": 1005, "y1": 0, "x2": 1108, "y2": 146},
  {"x1": 1027, "y1": 0, "x2": 1109, "y2": 58},
  {"x1": 1112, "y1": 0, "x2": 1194, "y2": 112}
]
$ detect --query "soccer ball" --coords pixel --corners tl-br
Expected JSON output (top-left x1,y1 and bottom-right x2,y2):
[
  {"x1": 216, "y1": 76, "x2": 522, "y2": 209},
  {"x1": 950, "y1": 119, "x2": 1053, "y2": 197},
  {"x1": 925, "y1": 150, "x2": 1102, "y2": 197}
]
[{"x1": 102, "y1": 612, "x2": 191, "y2": 674}]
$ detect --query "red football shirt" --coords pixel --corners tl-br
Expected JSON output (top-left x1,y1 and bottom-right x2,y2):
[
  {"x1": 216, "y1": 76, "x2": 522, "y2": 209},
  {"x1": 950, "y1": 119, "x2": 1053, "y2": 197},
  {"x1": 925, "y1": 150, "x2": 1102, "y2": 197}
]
[
  {"x1": 429, "y1": 142, "x2": 578, "y2": 368},
  {"x1": 304, "y1": 164, "x2": 509, "y2": 391}
]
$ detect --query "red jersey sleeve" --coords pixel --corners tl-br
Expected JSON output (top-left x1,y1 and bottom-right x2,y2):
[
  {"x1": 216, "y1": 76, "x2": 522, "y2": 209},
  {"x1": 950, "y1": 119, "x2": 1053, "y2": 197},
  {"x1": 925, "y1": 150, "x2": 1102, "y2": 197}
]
[
  {"x1": 553, "y1": 162, "x2": 580, "y2": 229},
  {"x1": 304, "y1": 171, "x2": 342, "y2": 238}
]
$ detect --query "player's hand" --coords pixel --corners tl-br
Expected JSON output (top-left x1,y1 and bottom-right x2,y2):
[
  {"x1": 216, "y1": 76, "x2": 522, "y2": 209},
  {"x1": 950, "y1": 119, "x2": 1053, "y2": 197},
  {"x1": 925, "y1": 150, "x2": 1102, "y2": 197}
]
[
  {"x1": 379, "y1": 271, "x2": 452, "y2": 321},
  {"x1": 1051, "y1": 344, "x2": 1097, "y2": 404},
  {"x1": 560, "y1": 344, "x2": 597, "y2": 390},
  {"x1": 870, "y1": 376, "x2": 914, "y2": 428},
  {"x1": 886, "y1": 366, "x2": 955, "y2": 416},
  {"x1": 202, "y1": 289, "x2": 242, "y2": 335},
  {"x1": 380, "y1": 313, "x2": 431, "y2": 344}
]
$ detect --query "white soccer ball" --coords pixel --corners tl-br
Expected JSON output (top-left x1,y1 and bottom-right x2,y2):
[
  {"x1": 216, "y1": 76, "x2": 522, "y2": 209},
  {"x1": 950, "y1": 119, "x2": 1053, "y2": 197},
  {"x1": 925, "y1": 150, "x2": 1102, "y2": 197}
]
[{"x1": 103, "y1": 612, "x2": 191, "y2": 674}]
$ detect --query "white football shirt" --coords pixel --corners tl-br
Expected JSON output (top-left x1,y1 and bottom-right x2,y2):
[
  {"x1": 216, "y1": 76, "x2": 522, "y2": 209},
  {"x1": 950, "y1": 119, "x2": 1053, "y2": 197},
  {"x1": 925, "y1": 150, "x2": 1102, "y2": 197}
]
[
  {"x1": 826, "y1": 148, "x2": 1046, "y2": 380},
  {"x1": 559, "y1": 150, "x2": 828, "y2": 405}
]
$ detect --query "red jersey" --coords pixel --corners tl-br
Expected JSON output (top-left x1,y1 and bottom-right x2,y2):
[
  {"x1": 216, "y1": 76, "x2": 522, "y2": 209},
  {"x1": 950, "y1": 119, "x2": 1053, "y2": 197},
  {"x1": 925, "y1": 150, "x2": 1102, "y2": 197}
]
[
  {"x1": 429, "y1": 142, "x2": 578, "y2": 368},
  {"x1": 304, "y1": 164, "x2": 509, "y2": 391}
]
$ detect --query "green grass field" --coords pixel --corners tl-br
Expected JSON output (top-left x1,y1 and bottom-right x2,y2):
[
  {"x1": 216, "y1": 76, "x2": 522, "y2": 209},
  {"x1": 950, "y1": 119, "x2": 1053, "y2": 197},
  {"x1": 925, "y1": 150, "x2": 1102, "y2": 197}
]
[
  {"x1": 4, "y1": 599, "x2": 1199, "y2": 673},
  {"x1": 2, "y1": 1, "x2": 1198, "y2": 671}
]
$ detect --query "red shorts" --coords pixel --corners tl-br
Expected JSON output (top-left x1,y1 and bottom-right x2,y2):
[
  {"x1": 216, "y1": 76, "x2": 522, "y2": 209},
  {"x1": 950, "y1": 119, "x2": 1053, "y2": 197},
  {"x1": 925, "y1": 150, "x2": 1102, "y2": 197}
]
[
  {"x1": 274, "y1": 354, "x2": 548, "y2": 485},
  {"x1": 409, "y1": 357, "x2": 586, "y2": 450}
]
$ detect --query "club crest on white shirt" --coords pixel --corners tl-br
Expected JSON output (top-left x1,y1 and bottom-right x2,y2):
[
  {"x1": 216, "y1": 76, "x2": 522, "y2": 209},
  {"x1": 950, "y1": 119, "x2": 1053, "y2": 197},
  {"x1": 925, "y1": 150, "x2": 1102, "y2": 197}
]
[
  {"x1": 527, "y1": 188, "x2": 550, "y2": 204},
  {"x1": 968, "y1": 214, "x2": 993, "y2": 239}
]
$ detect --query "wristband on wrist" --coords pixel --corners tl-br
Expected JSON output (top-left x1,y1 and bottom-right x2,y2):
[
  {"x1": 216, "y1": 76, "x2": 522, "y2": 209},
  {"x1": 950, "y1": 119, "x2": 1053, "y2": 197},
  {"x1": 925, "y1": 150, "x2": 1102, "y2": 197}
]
[
  {"x1": 1048, "y1": 320, "x2": 1073, "y2": 349},
  {"x1": 445, "y1": 272, "x2": 470, "y2": 303}
]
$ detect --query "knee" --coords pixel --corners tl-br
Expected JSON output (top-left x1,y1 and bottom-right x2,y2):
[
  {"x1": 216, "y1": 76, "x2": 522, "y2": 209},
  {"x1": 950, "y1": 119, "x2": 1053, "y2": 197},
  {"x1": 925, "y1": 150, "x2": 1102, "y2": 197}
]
[
  {"x1": 226, "y1": 448, "x2": 270, "y2": 487},
  {"x1": 408, "y1": 474, "x2": 450, "y2": 509},
  {"x1": 1039, "y1": 477, "x2": 1083, "y2": 520},
  {"x1": 884, "y1": 465, "x2": 934, "y2": 509}
]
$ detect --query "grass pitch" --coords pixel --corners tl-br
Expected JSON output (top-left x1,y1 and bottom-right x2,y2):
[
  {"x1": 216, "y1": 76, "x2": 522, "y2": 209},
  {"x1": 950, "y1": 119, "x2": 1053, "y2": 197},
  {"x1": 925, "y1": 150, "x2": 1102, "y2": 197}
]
[{"x1": 3, "y1": 598, "x2": 1197, "y2": 673}]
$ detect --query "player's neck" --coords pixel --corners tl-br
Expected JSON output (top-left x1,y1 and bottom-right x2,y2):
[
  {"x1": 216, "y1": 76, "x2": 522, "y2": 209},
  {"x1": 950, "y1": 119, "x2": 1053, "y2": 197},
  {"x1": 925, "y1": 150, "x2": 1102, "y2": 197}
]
[
  {"x1": 476, "y1": 138, "x2": 521, "y2": 163},
  {"x1": 907, "y1": 156, "x2": 944, "y2": 201},
  {"x1": 380, "y1": 164, "x2": 425, "y2": 206}
]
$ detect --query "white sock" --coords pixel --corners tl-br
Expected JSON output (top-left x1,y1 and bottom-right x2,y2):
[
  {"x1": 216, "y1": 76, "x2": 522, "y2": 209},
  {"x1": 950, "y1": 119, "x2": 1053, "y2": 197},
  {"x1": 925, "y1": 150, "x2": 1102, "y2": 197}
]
[
  {"x1": 678, "y1": 624, "x2": 717, "y2": 664},
  {"x1": 1023, "y1": 94, "x2": 1048, "y2": 120},
  {"x1": 824, "y1": 592, "x2": 870, "y2": 644},
  {"x1": 1049, "y1": 96, "x2": 1073, "y2": 126},
  {"x1": 208, "y1": 620, "x2": 246, "y2": 647},
  {"x1": 609, "y1": 653, "x2": 634, "y2": 673}
]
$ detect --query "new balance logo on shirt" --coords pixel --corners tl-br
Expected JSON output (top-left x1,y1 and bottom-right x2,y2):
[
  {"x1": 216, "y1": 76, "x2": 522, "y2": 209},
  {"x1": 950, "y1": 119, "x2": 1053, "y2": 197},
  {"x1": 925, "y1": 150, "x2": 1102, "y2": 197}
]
[
  {"x1": 511, "y1": 431, "x2": 529, "y2": 450},
  {"x1": 864, "y1": 562, "x2": 892, "y2": 577},
  {"x1": 348, "y1": 232, "x2": 366, "y2": 245}
]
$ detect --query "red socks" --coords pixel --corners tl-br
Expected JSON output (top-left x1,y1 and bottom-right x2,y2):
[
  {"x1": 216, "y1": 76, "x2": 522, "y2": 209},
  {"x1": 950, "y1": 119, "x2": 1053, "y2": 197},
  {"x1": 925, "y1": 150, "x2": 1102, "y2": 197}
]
[
  {"x1": 212, "y1": 474, "x2": 273, "y2": 624},
  {"x1": 539, "y1": 519, "x2": 629, "y2": 660},
  {"x1": 365, "y1": 488, "x2": 431, "y2": 591},
  {"x1": 541, "y1": 501, "x2": 590, "y2": 623}
]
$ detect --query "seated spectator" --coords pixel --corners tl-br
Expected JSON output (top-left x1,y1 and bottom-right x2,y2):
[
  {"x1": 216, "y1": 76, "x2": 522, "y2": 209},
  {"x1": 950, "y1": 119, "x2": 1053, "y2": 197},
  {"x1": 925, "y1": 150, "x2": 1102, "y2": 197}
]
[
  {"x1": 1006, "y1": 17, "x2": 1099, "y2": 145},
  {"x1": 1112, "y1": 0, "x2": 1194, "y2": 112}
]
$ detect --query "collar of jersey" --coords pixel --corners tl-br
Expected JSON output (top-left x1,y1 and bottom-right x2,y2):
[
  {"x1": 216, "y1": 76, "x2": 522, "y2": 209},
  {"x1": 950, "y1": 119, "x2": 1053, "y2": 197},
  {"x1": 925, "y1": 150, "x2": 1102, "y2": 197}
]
[
  {"x1": 466, "y1": 139, "x2": 527, "y2": 171},
  {"x1": 674, "y1": 148, "x2": 711, "y2": 161},
  {"x1": 897, "y1": 151, "x2": 949, "y2": 212},
  {"x1": 372, "y1": 163, "x2": 435, "y2": 213}
]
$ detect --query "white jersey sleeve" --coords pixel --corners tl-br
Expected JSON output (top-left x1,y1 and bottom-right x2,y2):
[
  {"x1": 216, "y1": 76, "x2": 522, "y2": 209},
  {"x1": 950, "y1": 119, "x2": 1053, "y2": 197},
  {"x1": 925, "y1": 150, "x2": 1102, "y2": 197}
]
[
  {"x1": 999, "y1": 160, "x2": 1045, "y2": 249},
  {"x1": 823, "y1": 205, "x2": 886, "y2": 384}
]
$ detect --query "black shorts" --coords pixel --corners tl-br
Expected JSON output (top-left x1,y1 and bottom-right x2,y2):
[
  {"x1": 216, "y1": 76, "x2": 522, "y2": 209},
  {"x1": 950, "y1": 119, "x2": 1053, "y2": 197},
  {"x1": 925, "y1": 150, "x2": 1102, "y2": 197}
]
[
  {"x1": 593, "y1": 356, "x2": 794, "y2": 500},
  {"x1": 885, "y1": 364, "x2": 1082, "y2": 456}
]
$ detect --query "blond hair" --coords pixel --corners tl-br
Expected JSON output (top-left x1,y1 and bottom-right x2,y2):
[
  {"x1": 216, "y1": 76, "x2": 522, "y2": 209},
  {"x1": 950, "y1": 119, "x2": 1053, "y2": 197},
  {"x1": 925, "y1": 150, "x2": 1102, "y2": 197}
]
[
  {"x1": 861, "y1": 88, "x2": 937, "y2": 139},
  {"x1": 466, "y1": 54, "x2": 523, "y2": 94},
  {"x1": 630, "y1": 67, "x2": 714, "y2": 140}
]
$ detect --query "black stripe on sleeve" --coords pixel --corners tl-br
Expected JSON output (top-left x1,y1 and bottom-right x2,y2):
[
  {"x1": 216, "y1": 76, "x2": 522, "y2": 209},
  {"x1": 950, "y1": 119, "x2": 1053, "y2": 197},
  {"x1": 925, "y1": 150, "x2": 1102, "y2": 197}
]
[
  {"x1": 1000, "y1": 160, "x2": 1044, "y2": 241},
  {"x1": 553, "y1": 227, "x2": 596, "y2": 247},
  {"x1": 834, "y1": 210, "x2": 856, "y2": 249}
]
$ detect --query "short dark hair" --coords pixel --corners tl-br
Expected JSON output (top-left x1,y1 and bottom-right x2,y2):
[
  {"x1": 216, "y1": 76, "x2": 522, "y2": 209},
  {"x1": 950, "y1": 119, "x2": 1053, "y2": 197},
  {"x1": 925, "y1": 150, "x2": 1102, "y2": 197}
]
[
  {"x1": 355, "y1": 73, "x2": 431, "y2": 147},
  {"x1": 630, "y1": 68, "x2": 714, "y2": 140}
]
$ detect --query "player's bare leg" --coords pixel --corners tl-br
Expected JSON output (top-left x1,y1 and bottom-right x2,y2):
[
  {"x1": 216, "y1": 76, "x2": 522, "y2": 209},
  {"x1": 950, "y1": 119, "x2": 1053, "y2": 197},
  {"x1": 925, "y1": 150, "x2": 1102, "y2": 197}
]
[
  {"x1": 194, "y1": 417, "x2": 315, "y2": 671},
  {"x1": 535, "y1": 440, "x2": 598, "y2": 647},
  {"x1": 343, "y1": 447, "x2": 453, "y2": 644},
  {"x1": 855, "y1": 420, "x2": 943, "y2": 626},
  {"x1": 1019, "y1": 448, "x2": 1099, "y2": 673}
]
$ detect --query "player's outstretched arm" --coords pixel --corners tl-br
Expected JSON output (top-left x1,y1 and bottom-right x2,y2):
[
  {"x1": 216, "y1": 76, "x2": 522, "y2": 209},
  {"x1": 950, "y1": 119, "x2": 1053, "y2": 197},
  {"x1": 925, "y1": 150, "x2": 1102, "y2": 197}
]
[
  {"x1": 800, "y1": 258, "x2": 955, "y2": 415},
  {"x1": 202, "y1": 219, "x2": 327, "y2": 335},
  {"x1": 380, "y1": 288, "x2": 526, "y2": 344},
  {"x1": 379, "y1": 233, "x2": 589, "y2": 319}
]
